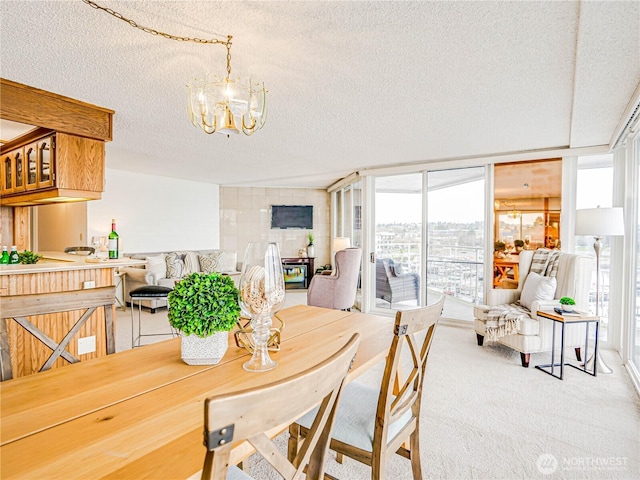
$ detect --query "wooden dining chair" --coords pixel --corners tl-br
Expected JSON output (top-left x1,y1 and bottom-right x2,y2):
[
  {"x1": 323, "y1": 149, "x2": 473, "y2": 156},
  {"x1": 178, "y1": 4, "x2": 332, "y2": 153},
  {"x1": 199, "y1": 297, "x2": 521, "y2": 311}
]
[
  {"x1": 288, "y1": 297, "x2": 444, "y2": 480},
  {"x1": 200, "y1": 333, "x2": 360, "y2": 480}
]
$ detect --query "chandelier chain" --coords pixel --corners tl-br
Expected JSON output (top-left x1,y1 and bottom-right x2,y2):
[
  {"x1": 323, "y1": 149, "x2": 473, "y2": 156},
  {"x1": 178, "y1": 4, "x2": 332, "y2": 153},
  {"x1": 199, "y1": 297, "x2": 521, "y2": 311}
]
[{"x1": 82, "y1": 0, "x2": 229, "y2": 46}]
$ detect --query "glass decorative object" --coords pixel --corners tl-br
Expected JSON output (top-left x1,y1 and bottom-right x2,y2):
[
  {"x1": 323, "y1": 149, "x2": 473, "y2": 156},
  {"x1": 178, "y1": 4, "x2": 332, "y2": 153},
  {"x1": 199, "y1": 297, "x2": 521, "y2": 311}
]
[{"x1": 238, "y1": 242, "x2": 286, "y2": 372}]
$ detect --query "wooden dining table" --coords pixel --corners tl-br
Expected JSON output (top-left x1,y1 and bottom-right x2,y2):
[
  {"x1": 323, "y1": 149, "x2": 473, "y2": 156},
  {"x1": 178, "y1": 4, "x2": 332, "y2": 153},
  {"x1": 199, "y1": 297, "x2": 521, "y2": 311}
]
[
  {"x1": 493, "y1": 257, "x2": 519, "y2": 287},
  {"x1": 0, "y1": 304, "x2": 394, "y2": 480}
]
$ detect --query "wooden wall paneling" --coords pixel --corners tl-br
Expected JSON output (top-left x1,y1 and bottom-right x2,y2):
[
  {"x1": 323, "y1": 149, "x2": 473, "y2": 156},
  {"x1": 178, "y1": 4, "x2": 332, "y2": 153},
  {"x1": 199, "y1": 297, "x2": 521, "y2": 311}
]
[
  {"x1": 6, "y1": 307, "x2": 110, "y2": 377},
  {"x1": 1, "y1": 269, "x2": 115, "y2": 377}
]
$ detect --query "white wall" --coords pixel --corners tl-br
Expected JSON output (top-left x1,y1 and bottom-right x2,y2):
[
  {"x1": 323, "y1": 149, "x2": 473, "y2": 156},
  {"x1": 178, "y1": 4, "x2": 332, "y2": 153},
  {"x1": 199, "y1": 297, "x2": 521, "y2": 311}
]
[{"x1": 87, "y1": 169, "x2": 220, "y2": 253}]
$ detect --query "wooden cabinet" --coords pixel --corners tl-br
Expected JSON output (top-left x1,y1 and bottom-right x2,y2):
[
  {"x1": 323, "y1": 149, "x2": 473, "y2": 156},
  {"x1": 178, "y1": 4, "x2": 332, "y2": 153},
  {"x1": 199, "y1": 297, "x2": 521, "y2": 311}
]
[
  {"x1": 0, "y1": 132, "x2": 104, "y2": 206},
  {"x1": 2, "y1": 135, "x2": 53, "y2": 195}
]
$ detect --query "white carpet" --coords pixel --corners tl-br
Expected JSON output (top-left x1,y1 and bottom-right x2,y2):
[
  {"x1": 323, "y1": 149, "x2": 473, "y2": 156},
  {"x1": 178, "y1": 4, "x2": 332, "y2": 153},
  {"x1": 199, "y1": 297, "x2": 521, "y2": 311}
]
[{"x1": 116, "y1": 302, "x2": 640, "y2": 479}]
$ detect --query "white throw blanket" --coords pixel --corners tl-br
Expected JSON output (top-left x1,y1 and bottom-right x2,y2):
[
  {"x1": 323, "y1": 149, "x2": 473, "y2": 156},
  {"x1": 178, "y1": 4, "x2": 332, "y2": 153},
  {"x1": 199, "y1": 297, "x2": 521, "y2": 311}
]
[
  {"x1": 485, "y1": 303, "x2": 531, "y2": 341},
  {"x1": 485, "y1": 249, "x2": 560, "y2": 341}
]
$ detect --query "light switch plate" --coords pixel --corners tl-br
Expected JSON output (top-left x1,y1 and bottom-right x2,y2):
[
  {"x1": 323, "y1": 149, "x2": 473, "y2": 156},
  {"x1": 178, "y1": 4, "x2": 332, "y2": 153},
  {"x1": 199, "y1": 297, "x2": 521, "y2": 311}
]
[{"x1": 78, "y1": 336, "x2": 96, "y2": 355}]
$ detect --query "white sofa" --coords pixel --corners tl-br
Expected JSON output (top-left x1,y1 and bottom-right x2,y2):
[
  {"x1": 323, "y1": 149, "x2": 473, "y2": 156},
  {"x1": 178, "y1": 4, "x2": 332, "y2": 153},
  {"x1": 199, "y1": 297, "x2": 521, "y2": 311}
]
[
  {"x1": 474, "y1": 249, "x2": 593, "y2": 367},
  {"x1": 120, "y1": 250, "x2": 239, "y2": 312}
]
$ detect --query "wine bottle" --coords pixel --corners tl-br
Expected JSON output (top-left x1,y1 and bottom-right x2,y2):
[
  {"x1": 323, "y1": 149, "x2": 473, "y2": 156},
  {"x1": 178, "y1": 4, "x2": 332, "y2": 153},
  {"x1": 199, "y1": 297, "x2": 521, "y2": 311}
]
[
  {"x1": 1, "y1": 246, "x2": 9, "y2": 264},
  {"x1": 108, "y1": 219, "x2": 119, "y2": 259},
  {"x1": 9, "y1": 246, "x2": 20, "y2": 264}
]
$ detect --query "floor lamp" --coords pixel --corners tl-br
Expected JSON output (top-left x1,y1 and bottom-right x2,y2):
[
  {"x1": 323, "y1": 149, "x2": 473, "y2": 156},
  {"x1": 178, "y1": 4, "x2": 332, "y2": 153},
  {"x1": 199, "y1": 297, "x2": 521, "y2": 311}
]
[{"x1": 575, "y1": 206, "x2": 624, "y2": 374}]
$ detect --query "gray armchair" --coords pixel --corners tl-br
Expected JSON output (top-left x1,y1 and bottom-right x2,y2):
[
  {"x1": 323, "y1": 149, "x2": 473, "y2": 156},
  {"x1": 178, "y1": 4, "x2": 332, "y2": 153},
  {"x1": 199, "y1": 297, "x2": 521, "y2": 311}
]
[
  {"x1": 376, "y1": 258, "x2": 420, "y2": 306},
  {"x1": 307, "y1": 248, "x2": 362, "y2": 310}
]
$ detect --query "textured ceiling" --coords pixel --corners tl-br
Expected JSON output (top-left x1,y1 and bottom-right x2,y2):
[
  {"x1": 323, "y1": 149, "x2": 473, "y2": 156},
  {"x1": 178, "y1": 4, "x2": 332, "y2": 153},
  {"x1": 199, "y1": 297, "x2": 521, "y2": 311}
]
[{"x1": 1, "y1": 1, "x2": 638, "y2": 188}]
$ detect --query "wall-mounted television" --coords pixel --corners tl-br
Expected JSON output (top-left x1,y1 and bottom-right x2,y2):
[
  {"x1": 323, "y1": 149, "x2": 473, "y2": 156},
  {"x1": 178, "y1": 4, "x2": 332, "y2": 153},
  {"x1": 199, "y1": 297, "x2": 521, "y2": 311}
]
[{"x1": 271, "y1": 205, "x2": 313, "y2": 229}]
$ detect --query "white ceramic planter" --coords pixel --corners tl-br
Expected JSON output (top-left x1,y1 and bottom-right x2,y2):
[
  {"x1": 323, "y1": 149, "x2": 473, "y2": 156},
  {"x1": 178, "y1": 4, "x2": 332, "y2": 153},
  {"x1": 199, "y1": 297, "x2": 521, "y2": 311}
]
[
  {"x1": 307, "y1": 245, "x2": 315, "y2": 257},
  {"x1": 180, "y1": 331, "x2": 228, "y2": 365}
]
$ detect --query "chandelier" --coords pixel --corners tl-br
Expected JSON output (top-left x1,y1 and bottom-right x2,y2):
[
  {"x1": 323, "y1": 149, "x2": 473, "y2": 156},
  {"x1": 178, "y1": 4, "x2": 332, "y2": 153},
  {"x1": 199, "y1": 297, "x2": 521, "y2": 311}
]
[
  {"x1": 495, "y1": 200, "x2": 521, "y2": 219},
  {"x1": 186, "y1": 36, "x2": 267, "y2": 136},
  {"x1": 83, "y1": 0, "x2": 266, "y2": 137}
]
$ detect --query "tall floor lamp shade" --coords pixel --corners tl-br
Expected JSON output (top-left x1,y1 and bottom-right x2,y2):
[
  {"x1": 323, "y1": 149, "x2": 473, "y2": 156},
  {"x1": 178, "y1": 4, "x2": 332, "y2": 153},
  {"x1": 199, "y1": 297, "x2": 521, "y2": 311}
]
[{"x1": 575, "y1": 206, "x2": 624, "y2": 374}]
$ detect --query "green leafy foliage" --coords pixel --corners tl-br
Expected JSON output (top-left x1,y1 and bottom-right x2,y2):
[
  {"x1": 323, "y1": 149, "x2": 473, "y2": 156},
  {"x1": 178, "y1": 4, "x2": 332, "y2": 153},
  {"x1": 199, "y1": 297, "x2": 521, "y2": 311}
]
[
  {"x1": 494, "y1": 241, "x2": 506, "y2": 252},
  {"x1": 559, "y1": 296, "x2": 576, "y2": 306},
  {"x1": 168, "y1": 272, "x2": 240, "y2": 338},
  {"x1": 514, "y1": 239, "x2": 525, "y2": 248},
  {"x1": 18, "y1": 250, "x2": 42, "y2": 264},
  {"x1": 307, "y1": 231, "x2": 314, "y2": 245}
]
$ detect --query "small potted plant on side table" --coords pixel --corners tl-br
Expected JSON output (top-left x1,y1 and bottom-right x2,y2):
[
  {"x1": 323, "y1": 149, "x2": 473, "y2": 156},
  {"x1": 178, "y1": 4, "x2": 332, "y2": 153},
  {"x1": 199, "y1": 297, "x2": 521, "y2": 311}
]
[
  {"x1": 168, "y1": 272, "x2": 240, "y2": 365},
  {"x1": 559, "y1": 296, "x2": 576, "y2": 312}
]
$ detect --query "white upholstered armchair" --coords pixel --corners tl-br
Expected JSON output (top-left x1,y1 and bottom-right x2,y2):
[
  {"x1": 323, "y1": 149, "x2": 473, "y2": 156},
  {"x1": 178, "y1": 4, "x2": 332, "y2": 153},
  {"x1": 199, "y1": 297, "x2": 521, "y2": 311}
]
[{"x1": 474, "y1": 249, "x2": 593, "y2": 367}]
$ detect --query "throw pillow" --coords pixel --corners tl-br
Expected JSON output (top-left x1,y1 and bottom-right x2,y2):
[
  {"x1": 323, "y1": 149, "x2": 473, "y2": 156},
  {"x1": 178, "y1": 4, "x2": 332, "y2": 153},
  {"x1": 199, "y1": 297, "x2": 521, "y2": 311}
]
[
  {"x1": 145, "y1": 254, "x2": 167, "y2": 280},
  {"x1": 519, "y1": 272, "x2": 557, "y2": 310},
  {"x1": 165, "y1": 252, "x2": 185, "y2": 278},
  {"x1": 199, "y1": 252, "x2": 223, "y2": 274},
  {"x1": 182, "y1": 251, "x2": 200, "y2": 275},
  {"x1": 219, "y1": 251, "x2": 238, "y2": 272}
]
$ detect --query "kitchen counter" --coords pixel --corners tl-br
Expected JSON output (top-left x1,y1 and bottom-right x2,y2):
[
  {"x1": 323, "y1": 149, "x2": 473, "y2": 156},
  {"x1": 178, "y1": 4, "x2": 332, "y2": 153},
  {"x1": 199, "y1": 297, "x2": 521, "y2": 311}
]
[
  {"x1": 0, "y1": 252, "x2": 144, "y2": 275},
  {"x1": 0, "y1": 253, "x2": 145, "y2": 379}
]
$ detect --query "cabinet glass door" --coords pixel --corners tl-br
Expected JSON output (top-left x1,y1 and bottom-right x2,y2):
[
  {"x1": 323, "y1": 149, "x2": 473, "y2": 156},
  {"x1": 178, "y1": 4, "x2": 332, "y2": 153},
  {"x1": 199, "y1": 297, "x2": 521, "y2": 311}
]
[
  {"x1": 25, "y1": 143, "x2": 38, "y2": 189},
  {"x1": 2, "y1": 154, "x2": 12, "y2": 193},
  {"x1": 38, "y1": 137, "x2": 54, "y2": 187},
  {"x1": 13, "y1": 149, "x2": 24, "y2": 192}
]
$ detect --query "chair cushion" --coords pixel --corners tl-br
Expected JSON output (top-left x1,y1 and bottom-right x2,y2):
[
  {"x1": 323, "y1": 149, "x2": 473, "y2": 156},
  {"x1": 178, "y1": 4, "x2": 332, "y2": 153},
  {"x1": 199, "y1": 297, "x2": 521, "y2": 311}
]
[
  {"x1": 519, "y1": 272, "x2": 556, "y2": 310},
  {"x1": 515, "y1": 315, "x2": 539, "y2": 336},
  {"x1": 129, "y1": 285, "x2": 173, "y2": 298},
  {"x1": 296, "y1": 380, "x2": 411, "y2": 452}
]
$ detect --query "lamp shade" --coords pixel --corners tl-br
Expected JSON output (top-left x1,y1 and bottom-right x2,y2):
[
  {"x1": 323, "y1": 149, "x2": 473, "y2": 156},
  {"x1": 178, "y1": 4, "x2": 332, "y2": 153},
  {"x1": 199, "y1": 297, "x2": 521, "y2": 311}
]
[
  {"x1": 575, "y1": 207, "x2": 624, "y2": 236},
  {"x1": 332, "y1": 237, "x2": 351, "y2": 252}
]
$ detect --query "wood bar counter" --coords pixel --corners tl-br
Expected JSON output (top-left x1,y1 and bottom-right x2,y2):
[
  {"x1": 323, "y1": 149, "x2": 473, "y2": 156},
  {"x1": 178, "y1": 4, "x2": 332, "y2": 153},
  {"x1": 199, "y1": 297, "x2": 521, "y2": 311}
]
[{"x1": 0, "y1": 253, "x2": 143, "y2": 380}]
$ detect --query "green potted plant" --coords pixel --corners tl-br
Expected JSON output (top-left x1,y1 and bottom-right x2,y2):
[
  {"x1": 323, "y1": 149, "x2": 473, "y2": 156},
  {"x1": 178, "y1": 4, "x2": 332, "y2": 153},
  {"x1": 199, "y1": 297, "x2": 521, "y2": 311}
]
[
  {"x1": 559, "y1": 296, "x2": 576, "y2": 312},
  {"x1": 168, "y1": 272, "x2": 241, "y2": 365},
  {"x1": 307, "y1": 231, "x2": 315, "y2": 257},
  {"x1": 514, "y1": 239, "x2": 525, "y2": 252},
  {"x1": 494, "y1": 240, "x2": 506, "y2": 258},
  {"x1": 18, "y1": 250, "x2": 42, "y2": 264}
]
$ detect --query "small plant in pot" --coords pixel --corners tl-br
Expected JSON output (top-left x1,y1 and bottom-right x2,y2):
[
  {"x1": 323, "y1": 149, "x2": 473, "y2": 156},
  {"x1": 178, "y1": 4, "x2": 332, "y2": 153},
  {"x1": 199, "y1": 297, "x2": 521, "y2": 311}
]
[
  {"x1": 494, "y1": 241, "x2": 506, "y2": 258},
  {"x1": 168, "y1": 272, "x2": 241, "y2": 365},
  {"x1": 559, "y1": 296, "x2": 576, "y2": 312},
  {"x1": 307, "y1": 231, "x2": 315, "y2": 257}
]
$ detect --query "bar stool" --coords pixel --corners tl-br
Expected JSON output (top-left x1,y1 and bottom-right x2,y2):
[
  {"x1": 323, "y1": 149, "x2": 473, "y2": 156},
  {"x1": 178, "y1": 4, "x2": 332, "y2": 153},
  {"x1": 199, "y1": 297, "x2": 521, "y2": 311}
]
[{"x1": 130, "y1": 285, "x2": 175, "y2": 348}]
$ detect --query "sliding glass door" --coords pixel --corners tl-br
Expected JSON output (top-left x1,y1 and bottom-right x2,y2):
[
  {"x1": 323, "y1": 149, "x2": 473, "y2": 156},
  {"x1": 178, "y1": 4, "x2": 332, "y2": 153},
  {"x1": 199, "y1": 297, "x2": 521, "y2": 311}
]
[
  {"x1": 373, "y1": 174, "x2": 422, "y2": 310},
  {"x1": 426, "y1": 167, "x2": 486, "y2": 322}
]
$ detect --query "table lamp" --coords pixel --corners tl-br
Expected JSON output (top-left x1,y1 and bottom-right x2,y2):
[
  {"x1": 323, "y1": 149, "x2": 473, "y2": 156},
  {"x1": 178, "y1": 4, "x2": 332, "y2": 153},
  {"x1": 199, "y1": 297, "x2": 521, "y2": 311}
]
[
  {"x1": 575, "y1": 206, "x2": 624, "y2": 374},
  {"x1": 331, "y1": 237, "x2": 351, "y2": 270},
  {"x1": 332, "y1": 237, "x2": 351, "y2": 252}
]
